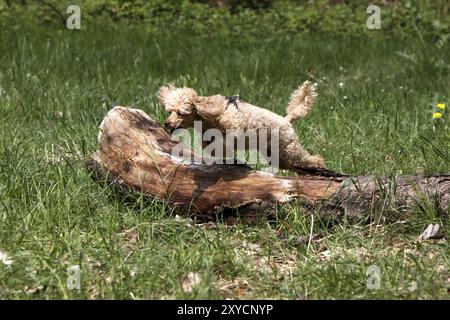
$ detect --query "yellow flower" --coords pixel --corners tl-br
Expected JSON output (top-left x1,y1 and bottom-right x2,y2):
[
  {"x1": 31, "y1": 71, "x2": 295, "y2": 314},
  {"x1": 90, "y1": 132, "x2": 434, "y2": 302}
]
[
  {"x1": 432, "y1": 112, "x2": 442, "y2": 119},
  {"x1": 437, "y1": 103, "x2": 445, "y2": 110}
]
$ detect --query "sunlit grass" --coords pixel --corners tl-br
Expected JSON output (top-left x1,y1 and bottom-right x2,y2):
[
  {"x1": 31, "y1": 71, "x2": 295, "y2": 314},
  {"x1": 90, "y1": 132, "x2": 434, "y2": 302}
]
[{"x1": 0, "y1": 21, "x2": 448, "y2": 299}]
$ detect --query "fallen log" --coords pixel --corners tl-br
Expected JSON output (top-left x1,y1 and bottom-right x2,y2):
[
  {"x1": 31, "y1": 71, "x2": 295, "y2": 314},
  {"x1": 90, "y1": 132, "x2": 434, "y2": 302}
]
[{"x1": 86, "y1": 107, "x2": 449, "y2": 222}]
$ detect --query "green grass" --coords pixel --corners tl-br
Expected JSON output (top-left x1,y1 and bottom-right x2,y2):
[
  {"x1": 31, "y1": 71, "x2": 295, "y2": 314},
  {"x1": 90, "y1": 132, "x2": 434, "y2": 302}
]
[{"x1": 0, "y1": 21, "x2": 449, "y2": 299}]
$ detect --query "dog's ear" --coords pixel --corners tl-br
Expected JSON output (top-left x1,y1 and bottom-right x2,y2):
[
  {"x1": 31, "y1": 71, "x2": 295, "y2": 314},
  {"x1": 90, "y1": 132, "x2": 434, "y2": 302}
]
[
  {"x1": 176, "y1": 88, "x2": 198, "y2": 115},
  {"x1": 158, "y1": 84, "x2": 176, "y2": 106},
  {"x1": 194, "y1": 96, "x2": 224, "y2": 121}
]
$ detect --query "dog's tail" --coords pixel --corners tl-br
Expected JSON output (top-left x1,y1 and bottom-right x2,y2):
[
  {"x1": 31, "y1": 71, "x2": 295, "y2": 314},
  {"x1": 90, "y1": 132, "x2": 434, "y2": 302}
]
[{"x1": 285, "y1": 81, "x2": 317, "y2": 123}]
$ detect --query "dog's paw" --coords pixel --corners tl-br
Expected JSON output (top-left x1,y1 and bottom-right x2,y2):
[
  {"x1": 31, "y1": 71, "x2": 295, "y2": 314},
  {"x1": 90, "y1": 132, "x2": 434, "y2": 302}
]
[{"x1": 307, "y1": 155, "x2": 326, "y2": 169}]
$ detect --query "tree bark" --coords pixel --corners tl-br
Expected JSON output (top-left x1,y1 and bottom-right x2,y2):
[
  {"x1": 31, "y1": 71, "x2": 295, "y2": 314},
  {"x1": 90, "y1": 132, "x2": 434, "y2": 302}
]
[{"x1": 86, "y1": 107, "x2": 449, "y2": 222}]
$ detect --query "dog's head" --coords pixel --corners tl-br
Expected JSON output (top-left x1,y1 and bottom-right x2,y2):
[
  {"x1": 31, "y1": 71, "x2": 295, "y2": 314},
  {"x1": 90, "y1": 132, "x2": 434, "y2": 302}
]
[
  {"x1": 158, "y1": 84, "x2": 224, "y2": 131},
  {"x1": 158, "y1": 85, "x2": 199, "y2": 130}
]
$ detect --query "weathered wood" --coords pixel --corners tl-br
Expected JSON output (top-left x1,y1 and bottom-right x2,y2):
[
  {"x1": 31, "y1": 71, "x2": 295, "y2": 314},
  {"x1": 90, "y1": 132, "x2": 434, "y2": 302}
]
[{"x1": 86, "y1": 107, "x2": 449, "y2": 221}]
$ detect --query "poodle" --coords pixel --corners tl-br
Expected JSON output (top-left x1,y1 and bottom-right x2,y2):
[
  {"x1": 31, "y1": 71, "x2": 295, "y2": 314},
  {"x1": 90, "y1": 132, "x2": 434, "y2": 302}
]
[{"x1": 158, "y1": 81, "x2": 326, "y2": 172}]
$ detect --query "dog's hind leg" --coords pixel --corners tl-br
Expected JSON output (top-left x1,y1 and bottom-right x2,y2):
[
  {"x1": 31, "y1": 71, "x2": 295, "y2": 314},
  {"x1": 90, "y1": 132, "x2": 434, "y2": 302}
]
[{"x1": 278, "y1": 139, "x2": 326, "y2": 171}]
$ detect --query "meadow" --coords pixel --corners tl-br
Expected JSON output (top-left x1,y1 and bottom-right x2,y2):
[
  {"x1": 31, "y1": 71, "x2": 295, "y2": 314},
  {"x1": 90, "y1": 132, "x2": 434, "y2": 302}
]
[{"x1": 0, "y1": 21, "x2": 449, "y2": 299}]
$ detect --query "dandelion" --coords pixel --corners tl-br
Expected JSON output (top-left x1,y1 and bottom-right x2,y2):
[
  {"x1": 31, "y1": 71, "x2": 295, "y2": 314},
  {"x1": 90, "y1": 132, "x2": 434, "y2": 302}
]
[
  {"x1": 437, "y1": 103, "x2": 445, "y2": 110},
  {"x1": 0, "y1": 251, "x2": 13, "y2": 266},
  {"x1": 339, "y1": 82, "x2": 344, "y2": 88},
  {"x1": 432, "y1": 112, "x2": 442, "y2": 119}
]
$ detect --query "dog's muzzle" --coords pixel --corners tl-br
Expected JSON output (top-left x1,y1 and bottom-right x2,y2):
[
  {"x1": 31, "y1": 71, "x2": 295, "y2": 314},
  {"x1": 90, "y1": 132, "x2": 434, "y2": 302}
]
[{"x1": 163, "y1": 122, "x2": 179, "y2": 134}]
